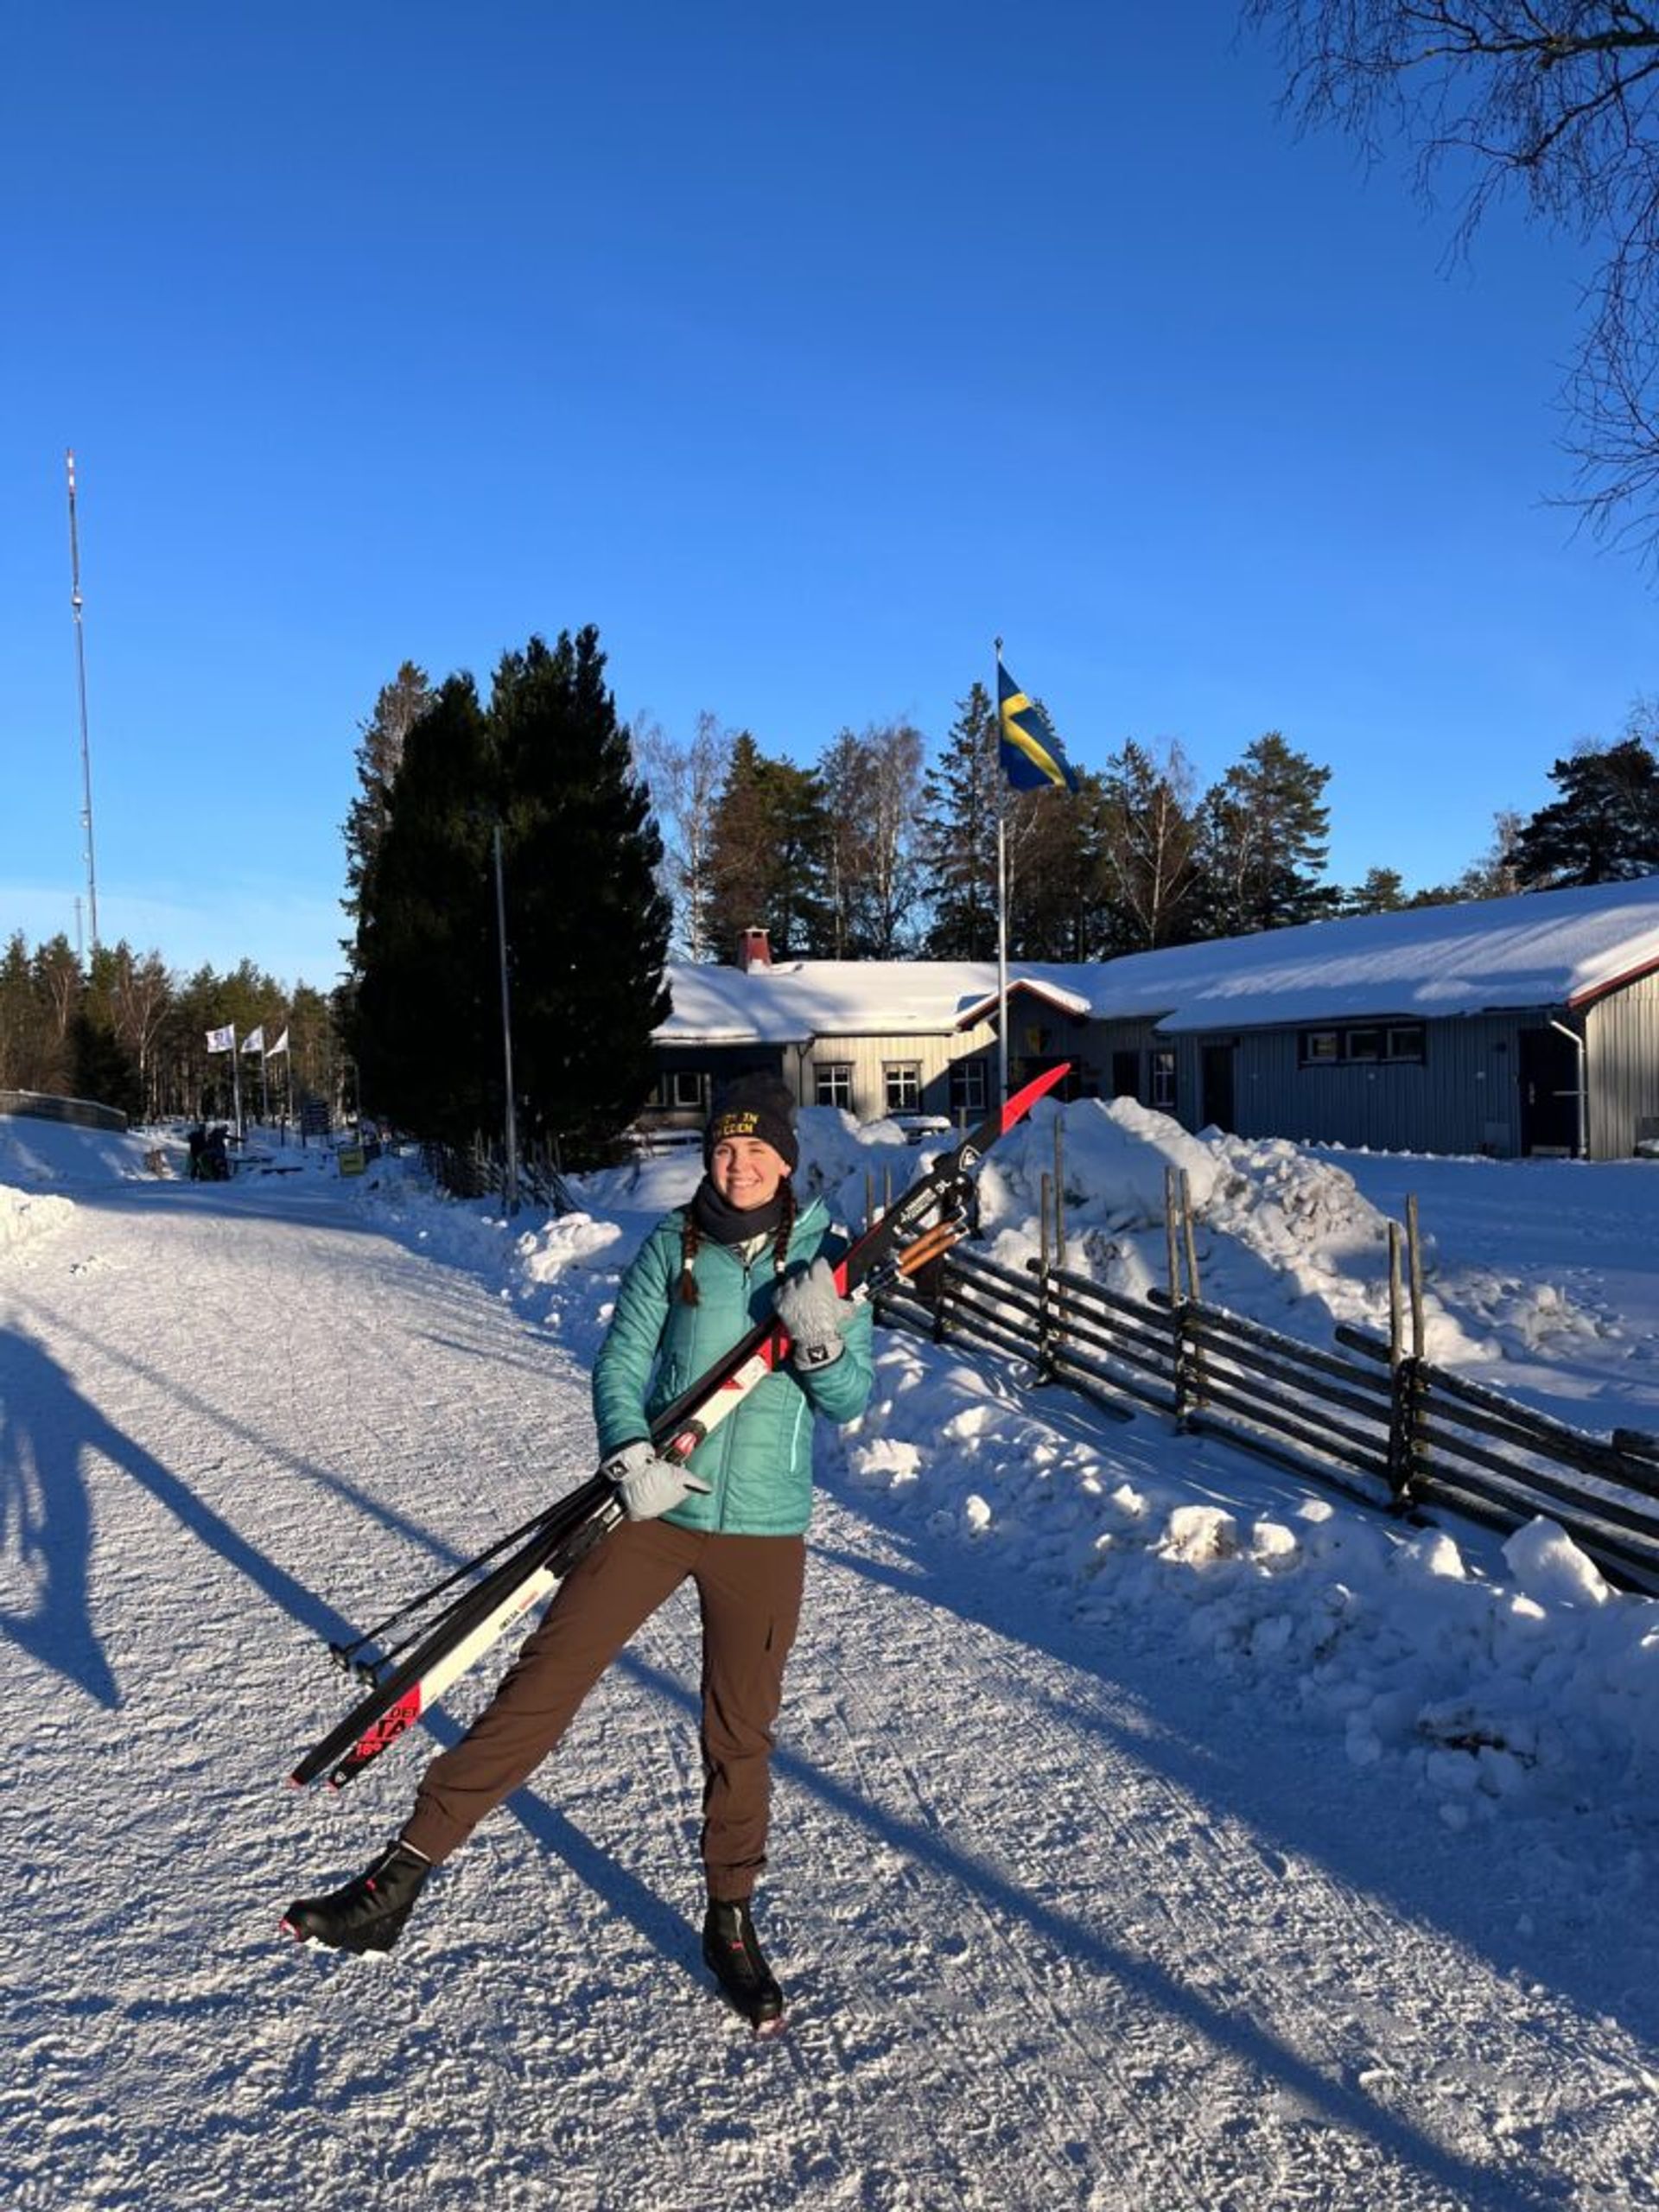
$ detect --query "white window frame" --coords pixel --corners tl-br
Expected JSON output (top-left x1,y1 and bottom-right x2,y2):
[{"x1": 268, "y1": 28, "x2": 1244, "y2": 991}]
[
  {"x1": 883, "y1": 1062, "x2": 922, "y2": 1113},
  {"x1": 815, "y1": 1062, "x2": 854, "y2": 1110},
  {"x1": 949, "y1": 1058, "x2": 988, "y2": 1116}
]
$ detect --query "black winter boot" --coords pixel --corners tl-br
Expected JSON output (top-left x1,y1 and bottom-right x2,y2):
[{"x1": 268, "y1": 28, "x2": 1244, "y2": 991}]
[
  {"x1": 702, "y1": 1897, "x2": 785, "y2": 2030},
  {"x1": 282, "y1": 1840, "x2": 431, "y2": 1955}
]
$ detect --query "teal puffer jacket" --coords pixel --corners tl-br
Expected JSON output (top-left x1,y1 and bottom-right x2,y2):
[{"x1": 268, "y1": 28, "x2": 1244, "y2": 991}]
[{"x1": 592, "y1": 1193, "x2": 874, "y2": 1536}]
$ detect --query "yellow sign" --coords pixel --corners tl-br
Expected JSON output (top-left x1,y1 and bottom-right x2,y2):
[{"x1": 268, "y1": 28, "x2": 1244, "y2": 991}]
[{"x1": 337, "y1": 1147, "x2": 366, "y2": 1177}]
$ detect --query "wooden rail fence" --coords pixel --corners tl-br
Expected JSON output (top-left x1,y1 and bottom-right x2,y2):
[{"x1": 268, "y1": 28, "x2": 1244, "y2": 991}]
[{"x1": 879, "y1": 1161, "x2": 1659, "y2": 1599}]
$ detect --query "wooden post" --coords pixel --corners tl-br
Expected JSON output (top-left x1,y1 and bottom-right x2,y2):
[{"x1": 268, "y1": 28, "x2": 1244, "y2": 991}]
[
  {"x1": 1037, "y1": 1172, "x2": 1054, "y2": 1376},
  {"x1": 1163, "y1": 1167, "x2": 1181, "y2": 1306},
  {"x1": 1053, "y1": 1115, "x2": 1067, "y2": 1271},
  {"x1": 1406, "y1": 1193, "x2": 1426, "y2": 1363},
  {"x1": 1179, "y1": 1169, "x2": 1202, "y2": 1304},
  {"x1": 1163, "y1": 1169, "x2": 1187, "y2": 1425},
  {"x1": 1385, "y1": 1220, "x2": 1408, "y2": 1501},
  {"x1": 1404, "y1": 1193, "x2": 1427, "y2": 1500},
  {"x1": 1389, "y1": 1221, "x2": 1403, "y2": 1366}
]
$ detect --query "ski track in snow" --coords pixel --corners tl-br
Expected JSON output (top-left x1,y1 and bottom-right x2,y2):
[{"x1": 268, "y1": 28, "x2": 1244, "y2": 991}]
[{"x1": 3, "y1": 1161, "x2": 1657, "y2": 2209}]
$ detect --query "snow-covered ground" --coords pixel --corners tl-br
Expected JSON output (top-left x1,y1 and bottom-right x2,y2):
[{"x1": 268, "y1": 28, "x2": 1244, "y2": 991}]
[{"x1": 3, "y1": 1103, "x2": 1657, "y2": 2210}]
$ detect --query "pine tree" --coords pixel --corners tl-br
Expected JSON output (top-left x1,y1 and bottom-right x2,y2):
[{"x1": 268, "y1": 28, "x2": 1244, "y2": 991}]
[
  {"x1": 1509, "y1": 738, "x2": 1659, "y2": 888},
  {"x1": 1341, "y1": 866, "x2": 1409, "y2": 916},
  {"x1": 1193, "y1": 732, "x2": 1338, "y2": 936},
  {"x1": 702, "y1": 734, "x2": 833, "y2": 959},
  {"x1": 1007, "y1": 770, "x2": 1102, "y2": 960}
]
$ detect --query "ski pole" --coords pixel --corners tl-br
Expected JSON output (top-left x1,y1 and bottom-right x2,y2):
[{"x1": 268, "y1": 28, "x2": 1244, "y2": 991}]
[{"x1": 328, "y1": 1487, "x2": 603, "y2": 1676}]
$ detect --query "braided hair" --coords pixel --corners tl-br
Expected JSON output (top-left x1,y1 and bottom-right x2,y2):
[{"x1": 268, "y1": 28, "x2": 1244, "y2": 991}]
[{"x1": 678, "y1": 1179, "x2": 796, "y2": 1306}]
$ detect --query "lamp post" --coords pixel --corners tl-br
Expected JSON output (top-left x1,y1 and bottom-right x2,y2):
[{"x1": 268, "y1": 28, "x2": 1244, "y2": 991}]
[{"x1": 492, "y1": 823, "x2": 521, "y2": 1214}]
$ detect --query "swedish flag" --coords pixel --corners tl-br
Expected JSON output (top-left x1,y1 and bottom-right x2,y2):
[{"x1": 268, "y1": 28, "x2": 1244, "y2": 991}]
[{"x1": 997, "y1": 658, "x2": 1078, "y2": 793}]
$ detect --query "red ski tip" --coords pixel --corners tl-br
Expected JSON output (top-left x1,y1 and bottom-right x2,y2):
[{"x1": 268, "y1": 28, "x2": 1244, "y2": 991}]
[{"x1": 999, "y1": 1061, "x2": 1071, "y2": 1134}]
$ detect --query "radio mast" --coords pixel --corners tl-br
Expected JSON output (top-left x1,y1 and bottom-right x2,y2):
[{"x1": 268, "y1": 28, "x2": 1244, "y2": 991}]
[{"x1": 66, "y1": 448, "x2": 100, "y2": 952}]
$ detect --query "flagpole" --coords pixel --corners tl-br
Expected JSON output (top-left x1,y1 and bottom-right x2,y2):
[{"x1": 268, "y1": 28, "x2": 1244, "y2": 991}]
[
  {"x1": 229, "y1": 1026, "x2": 243, "y2": 1141},
  {"x1": 66, "y1": 451, "x2": 100, "y2": 953},
  {"x1": 994, "y1": 637, "x2": 1010, "y2": 1112}
]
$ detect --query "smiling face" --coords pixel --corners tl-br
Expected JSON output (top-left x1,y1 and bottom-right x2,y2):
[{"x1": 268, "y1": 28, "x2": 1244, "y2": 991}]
[{"x1": 709, "y1": 1135, "x2": 789, "y2": 1211}]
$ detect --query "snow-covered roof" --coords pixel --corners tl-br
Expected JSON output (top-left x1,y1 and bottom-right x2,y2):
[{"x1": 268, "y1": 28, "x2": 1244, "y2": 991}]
[
  {"x1": 658, "y1": 959, "x2": 1009, "y2": 1046},
  {"x1": 659, "y1": 879, "x2": 1659, "y2": 1045},
  {"x1": 1091, "y1": 875, "x2": 1659, "y2": 1033}
]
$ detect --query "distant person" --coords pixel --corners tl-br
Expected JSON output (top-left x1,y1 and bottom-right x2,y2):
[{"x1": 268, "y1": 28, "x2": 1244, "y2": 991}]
[
  {"x1": 186, "y1": 1125, "x2": 206, "y2": 1179},
  {"x1": 283, "y1": 1072, "x2": 874, "y2": 2032}
]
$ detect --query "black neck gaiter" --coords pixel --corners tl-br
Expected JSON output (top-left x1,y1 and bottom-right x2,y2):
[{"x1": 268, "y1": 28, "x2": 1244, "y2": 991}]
[{"x1": 691, "y1": 1177, "x2": 785, "y2": 1248}]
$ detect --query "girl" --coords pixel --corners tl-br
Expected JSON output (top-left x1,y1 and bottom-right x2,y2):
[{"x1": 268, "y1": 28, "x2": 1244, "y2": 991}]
[{"x1": 285, "y1": 1073, "x2": 873, "y2": 2029}]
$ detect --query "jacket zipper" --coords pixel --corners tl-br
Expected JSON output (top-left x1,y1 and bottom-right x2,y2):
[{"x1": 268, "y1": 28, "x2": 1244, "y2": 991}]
[{"x1": 694, "y1": 1212, "x2": 817, "y2": 1534}]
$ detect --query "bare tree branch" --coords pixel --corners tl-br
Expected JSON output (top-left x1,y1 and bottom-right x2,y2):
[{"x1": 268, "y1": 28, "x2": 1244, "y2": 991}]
[{"x1": 1244, "y1": 2, "x2": 1659, "y2": 557}]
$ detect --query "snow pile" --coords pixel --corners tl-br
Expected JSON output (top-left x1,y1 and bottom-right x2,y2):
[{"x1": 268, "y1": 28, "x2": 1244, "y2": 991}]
[
  {"x1": 0, "y1": 1112, "x2": 162, "y2": 1188},
  {"x1": 956, "y1": 1099, "x2": 1499, "y2": 1363},
  {"x1": 515, "y1": 1212, "x2": 625, "y2": 1280},
  {"x1": 0, "y1": 1182, "x2": 74, "y2": 1253},
  {"x1": 836, "y1": 1336, "x2": 1659, "y2": 1836}
]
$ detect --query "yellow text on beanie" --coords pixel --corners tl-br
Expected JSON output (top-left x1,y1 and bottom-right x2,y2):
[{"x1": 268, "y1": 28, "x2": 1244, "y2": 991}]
[{"x1": 704, "y1": 1073, "x2": 798, "y2": 1173}]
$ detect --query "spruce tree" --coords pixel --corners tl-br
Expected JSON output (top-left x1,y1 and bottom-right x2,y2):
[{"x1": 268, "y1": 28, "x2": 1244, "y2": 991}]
[
  {"x1": 491, "y1": 628, "x2": 671, "y2": 1159},
  {"x1": 918, "y1": 684, "x2": 1001, "y2": 959},
  {"x1": 350, "y1": 675, "x2": 499, "y2": 1145},
  {"x1": 343, "y1": 662, "x2": 434, "y2": 979},
  {"x1": 0, "y1": 932, "x2": 46, "y2": 1090}
]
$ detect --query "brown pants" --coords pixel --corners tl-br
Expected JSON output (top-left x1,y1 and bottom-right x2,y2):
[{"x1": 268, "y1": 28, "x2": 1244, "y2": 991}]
[{"x1": 402, "y1": 1519, "x2": 805, "y2": 1902}]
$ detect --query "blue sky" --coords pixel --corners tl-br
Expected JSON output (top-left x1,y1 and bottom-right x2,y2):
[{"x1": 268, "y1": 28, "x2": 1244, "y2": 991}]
[{"x1": 3, "y1": 3, "x2": 1653, "y2": 990}]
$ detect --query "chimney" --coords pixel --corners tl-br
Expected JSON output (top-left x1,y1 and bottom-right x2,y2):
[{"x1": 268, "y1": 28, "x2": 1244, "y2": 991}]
[{"x1": 738, "y1": 927, "x2": 772, "y2": 972}]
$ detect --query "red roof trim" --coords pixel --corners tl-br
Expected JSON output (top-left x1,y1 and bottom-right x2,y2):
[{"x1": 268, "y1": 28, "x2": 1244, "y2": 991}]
[
  {"x1": 955, "y1": 978, "x2": 1090, "y2": 1031},
  {"x1": 1567, "y1": 952, "x2": 1659, "y2": 1009}
]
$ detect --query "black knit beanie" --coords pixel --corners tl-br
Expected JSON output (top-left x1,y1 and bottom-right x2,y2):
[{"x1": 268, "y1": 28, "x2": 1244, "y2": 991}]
[{"x1": 704, "y1": 1072, "x2": 798, "y2": 1173}]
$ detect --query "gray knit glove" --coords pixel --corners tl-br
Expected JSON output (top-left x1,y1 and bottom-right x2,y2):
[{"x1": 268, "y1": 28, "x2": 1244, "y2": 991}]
[
  {"x1": 773, "y1": 1256, "x2": 854, "y2": 1370},
  {"x1": 601, "y1": 1440, "x2": 712, "y2": 1522}
]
